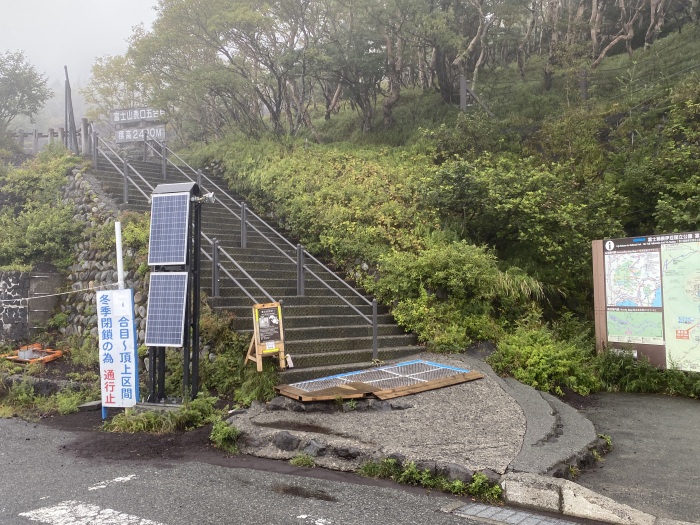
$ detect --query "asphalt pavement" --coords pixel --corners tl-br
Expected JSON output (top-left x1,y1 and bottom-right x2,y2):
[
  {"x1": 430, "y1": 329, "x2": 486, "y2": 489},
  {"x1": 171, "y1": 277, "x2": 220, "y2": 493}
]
[
  {"x1": 576, "y1": 392, "x2": 700, "y2": 523},
  {"x1": 229, "y1": 352, "x2": 700, "y2": 524}
]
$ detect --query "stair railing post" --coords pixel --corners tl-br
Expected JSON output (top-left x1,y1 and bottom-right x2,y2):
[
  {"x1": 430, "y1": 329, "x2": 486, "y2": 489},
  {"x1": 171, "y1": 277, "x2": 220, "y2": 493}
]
[
  {"x1": 197, "y1": 169, "x2": 203, "y2": 188},
  {"x1": 162, "y1": 141, "x2": 167, "y2": 179},
  {"x1": 297, "y1": 244, "x2": 305, "y2": 296},
  {"x1": 92, "y1": 132, "x2": 98, "y2": 169},
  {"x1": 240, "y1": 203, "x2": 247, "y2": 249},
  {"x1": 123, "y1": 160, "x2": 129, "y2": 204},
  {"x1": 372, "y1": 299, "x2": 378, "y2": 360},
  {"x1": 212, "y1": 238, "x2": 220, "y2": 297}
]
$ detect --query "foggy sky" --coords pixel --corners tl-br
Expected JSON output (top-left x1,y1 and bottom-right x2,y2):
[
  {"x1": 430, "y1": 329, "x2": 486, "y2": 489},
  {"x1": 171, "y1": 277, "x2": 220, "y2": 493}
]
[{"x1": 0, "y1": 0, "x2": 159, "y2": 84}]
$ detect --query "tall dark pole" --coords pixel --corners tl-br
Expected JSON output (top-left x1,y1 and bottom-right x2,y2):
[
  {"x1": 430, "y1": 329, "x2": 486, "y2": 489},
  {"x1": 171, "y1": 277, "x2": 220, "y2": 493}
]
[{"x1": 191, "y1": 201, "x2": 202, "y2": 399}]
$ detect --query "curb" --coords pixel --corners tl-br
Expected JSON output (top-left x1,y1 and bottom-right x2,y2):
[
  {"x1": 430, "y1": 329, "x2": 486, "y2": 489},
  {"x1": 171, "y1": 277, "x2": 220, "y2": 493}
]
[{"x1": 500, "y1": 472, "x2": 699, "y2": 525}]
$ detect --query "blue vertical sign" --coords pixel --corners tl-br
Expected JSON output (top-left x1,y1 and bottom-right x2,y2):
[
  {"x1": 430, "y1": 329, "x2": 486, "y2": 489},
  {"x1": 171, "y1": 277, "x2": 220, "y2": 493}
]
[{"x1": 97, "y1": 289, "x2": 139, "y2": 409}]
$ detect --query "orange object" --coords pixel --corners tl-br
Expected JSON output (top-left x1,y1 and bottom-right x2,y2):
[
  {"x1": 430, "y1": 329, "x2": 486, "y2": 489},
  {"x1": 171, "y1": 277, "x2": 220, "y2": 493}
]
[{"x1": 0, "y1": 343, "x2": 63, "y2": 364}]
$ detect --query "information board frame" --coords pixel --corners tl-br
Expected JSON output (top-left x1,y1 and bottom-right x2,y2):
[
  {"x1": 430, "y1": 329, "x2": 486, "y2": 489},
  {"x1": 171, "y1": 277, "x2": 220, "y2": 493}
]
[
  {"x1": 245, "y1": 302, "x2": 287, "y2": 372},
  {"x1": 593, "y1": 231, "x2": 700, "y2": 371}
]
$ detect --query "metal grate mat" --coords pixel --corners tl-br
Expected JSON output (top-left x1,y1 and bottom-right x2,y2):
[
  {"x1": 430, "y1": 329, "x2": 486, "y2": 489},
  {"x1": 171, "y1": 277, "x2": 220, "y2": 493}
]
[{"x1": 290, "y1": 360, "x2": 473, "y2": 393}]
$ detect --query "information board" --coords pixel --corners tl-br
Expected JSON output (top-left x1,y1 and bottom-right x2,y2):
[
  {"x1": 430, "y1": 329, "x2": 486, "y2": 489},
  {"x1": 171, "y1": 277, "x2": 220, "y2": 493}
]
[
  {"x1": 245, "y1": 302, "x2": 287, "y2": 372},
  {"x1": 115, "y1": 126, "x2": 166, "y2": 144},
  {"x1": 112, "y1": 108, "x2": 166, "y2": 123},
  {"x1": 96, "y1": 289, "x2": 139, "y2": 407},
  {"x1": 593, "y1": 232, "x2": 700, "y2": 371}
]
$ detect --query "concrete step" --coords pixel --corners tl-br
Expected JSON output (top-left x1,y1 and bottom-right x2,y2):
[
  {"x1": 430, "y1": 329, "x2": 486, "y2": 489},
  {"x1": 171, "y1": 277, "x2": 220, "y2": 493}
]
[
  {"x1": 280, "y1": 347, "x2": 421, "y2": 379},
  {"x1": 285, "y1": 334, "x2": 417, "y2": 354},
  {"x1": 91, "y1": 157, "x2": 424, "y2": 375}
]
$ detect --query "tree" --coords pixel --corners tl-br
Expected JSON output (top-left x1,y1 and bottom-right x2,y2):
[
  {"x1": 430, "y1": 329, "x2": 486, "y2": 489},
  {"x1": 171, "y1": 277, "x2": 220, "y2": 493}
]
[{"x1": 0, "y1": 51, "x2": 52, "y2": 135}]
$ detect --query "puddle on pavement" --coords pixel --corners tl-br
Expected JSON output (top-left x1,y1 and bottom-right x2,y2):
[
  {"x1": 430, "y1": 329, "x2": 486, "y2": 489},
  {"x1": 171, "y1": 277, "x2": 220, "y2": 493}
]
[
  {"x1": 273, "y1": 484, "x2": 338, "y2": 502},
  {"x1": 252, "y1": 420, "x2": 335, "y2": 435}
]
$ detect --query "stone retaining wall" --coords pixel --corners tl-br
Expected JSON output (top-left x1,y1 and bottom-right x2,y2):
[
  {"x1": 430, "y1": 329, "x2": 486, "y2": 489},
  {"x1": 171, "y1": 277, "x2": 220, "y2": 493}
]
[{"x1": 58, "y1": 169, "x2": 148, "y2": 343}]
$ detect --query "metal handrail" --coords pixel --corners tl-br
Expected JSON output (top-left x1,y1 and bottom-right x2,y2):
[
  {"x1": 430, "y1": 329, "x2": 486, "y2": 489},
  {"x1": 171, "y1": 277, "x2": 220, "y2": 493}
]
[
  {"x1": 148, "y1": 138, "x2": 376, "y2": 315},
  {"x1": 95, "y1": 138, "x2": 274, "y2": 305},
  {"x1": 96, "y1": 141, "x2": 152, "y2": 202}
]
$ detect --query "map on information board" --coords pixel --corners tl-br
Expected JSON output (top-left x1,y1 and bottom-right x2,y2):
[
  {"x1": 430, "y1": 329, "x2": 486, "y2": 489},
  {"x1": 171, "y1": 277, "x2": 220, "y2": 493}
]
[
  {"x1": 660, "y1": 242, "x2": 700, "y2": 371},
  {"x1": 598, "y1": 232, "x2": 700, "y2": 371}
]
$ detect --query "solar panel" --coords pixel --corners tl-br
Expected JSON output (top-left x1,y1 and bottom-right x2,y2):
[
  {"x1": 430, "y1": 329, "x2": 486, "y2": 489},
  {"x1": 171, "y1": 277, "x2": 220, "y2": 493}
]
[
  {"x1": 148, "y1": 192, "x2": 191, "y2": 266},
  {"x1": 145, "y1": 272, "x2": 188, "y2": 347}
]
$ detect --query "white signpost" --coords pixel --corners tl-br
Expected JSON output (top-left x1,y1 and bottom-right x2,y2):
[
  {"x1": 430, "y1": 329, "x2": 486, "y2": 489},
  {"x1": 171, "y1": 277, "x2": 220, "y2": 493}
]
[{"x1": 97, "y1": 288, "x2": 139, "y2": 412}]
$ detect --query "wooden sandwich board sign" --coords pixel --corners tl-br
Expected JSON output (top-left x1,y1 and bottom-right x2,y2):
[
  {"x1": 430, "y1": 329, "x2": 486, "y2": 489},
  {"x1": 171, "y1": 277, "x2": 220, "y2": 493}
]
[{"x1": 246, "y1": 302, "x2": 287, "y2": 372}]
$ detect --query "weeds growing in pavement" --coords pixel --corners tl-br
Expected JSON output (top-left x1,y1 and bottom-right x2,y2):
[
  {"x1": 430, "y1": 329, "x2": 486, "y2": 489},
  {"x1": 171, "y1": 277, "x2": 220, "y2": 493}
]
[
  {"x1": 209, "y1": 417, "x2": 240, "y2": 453},
  {"x1": 289, "y1": 453, "x2": 315, "y2": 467},
  {"x1": 358, "y1": 459, "x2": 502, "y2": 503}
]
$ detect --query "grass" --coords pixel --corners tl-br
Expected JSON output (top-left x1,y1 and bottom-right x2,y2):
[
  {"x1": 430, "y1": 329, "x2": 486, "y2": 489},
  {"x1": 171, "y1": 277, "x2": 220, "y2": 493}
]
[
  {"x1": 359, "y1": 459, "x2": 502, "y2": 503},
  {"x1": 289, "y1": 453, "x2": 315, "y2": 468}
]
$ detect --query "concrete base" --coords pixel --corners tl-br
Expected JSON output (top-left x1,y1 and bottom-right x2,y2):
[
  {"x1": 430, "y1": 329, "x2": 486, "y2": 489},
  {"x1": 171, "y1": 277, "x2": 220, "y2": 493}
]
[{"x1": 501, "y1": 472, "x2": 663, "y2": 525}]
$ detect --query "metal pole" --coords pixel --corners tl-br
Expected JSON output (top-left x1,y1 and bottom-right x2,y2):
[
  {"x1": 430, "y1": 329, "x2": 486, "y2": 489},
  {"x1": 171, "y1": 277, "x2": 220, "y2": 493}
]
[
  {"x1": 372, "y1": 299, "x2": 378, "y2": 360},
  {"x1": 115, "y1": 222, "x2": 125, "y2": 289},
  {"x1": 157, "y1": 347, "x2": 166, "y2": 401},
  {"x1": 143, "y1": 137, "x2": 148, "y2": 162},
  {"x1": 123, "y1": 161, "x2": 129, "y2": 204},
  {"x1": 191, "y1": 200, "x2": 202, "y2": 399},
  {"x1": 212, "y1": 238, "x2": 220, "y2": 297},
  {"x1": 81, "y1": 117, "x2": 89, "y2": 156},
  {"x1": 297, "y1": 244, "x2": 305, "y2": 296},
  {"x1": 147, "y1": 347, "x2": 156, "y2": 402},
  {"x1": 241, "y1": 203, "x2": 247, "y2": 249},
  {"x1": 197, "y1": 169, "x2": 202, "y2": 188},
  {"x1": 92, "y1": 132, "x2": 98, "y2": 168},
  {"x1": 162, "y1": 141, "x2": 167, "y2": 179}
]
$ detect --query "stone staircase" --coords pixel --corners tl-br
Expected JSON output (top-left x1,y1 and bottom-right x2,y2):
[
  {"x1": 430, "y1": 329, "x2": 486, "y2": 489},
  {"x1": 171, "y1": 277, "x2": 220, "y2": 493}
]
[{"x1": 91, "y1": 156, "x2": 422, "y2": 382}]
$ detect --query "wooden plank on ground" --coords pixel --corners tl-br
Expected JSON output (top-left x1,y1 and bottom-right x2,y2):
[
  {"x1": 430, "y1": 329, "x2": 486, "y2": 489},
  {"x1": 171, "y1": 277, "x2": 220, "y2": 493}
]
[
  {"x1": 275, "y1": 385, "x2": 309, "y2": 401},
  {"x1": 275, "y1": 381, "x2": 381, "y2": 402},
  {"x1": 373, "y1": 371, "x2": 484, "y2": 400}
]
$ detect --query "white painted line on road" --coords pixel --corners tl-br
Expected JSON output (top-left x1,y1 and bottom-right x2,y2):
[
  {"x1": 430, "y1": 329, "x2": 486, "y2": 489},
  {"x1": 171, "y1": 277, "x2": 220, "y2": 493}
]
[
  {"x1": 297, "y1": 515, "x2": 333, "y2": 525},
  {"x1": 19, "y1": 500, "x2": 165, "y2": 525},
  {"x1": 88, "y1": 474, "x2": 137, "y2": 491}
]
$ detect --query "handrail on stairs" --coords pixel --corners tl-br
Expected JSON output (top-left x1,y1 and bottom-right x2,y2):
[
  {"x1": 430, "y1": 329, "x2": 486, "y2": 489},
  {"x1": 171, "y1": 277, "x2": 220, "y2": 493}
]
[
  {"x1": 146, "y1": 136, "x2": 379, "y2": 359},
  {"x1": 91, "y1": 134, "x2": 275, "y2": 306}
]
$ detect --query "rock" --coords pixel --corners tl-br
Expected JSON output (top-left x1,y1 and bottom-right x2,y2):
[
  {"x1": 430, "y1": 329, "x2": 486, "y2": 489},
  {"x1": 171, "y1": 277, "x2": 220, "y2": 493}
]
[
  {"x1": 479, "y1": 468, "x2": 501, "y2": 485},
  {"x1": 386, "y1": 452, "x2": 406, "y2": 467},
  {"x1": 272, "y1": 431, "x2": 300, "y2": 451},
  {"x1": 267, "y1": 396, "x2": 291, "y2": 411},
  {"x1": 304, "y1": 439, "x2": 327, "y2": 457},
  {"x1": 389, "y1": 400, "x2": 413, "y2": 410},
  {"x1": 415, "y1": 460, "x2": 438, "y2": 475},
  {"x1": 334, "y1": 446, "x2": 362, "y2": 460},
  {"x1": 242, "y1": 434, "x2": 264, "y2": 448},
  {"x1": 368, "y1": 399, "x2": 391, "y2": 411},
  {"x1": 444, "y1": 463, "x2": 474, "y2": 482}
]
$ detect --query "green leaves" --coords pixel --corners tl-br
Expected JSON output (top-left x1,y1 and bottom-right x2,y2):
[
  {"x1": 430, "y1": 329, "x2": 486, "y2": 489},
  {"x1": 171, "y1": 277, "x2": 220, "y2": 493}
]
[{"x1": 0, "y1": 51, "x2": 52, "y2": 133}]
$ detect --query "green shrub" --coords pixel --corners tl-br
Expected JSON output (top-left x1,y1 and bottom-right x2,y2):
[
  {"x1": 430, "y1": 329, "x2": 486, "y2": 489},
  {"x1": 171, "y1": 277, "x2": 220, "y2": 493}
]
[
  {"x1": 104, "y1": 394, "x2": 223, "y2": 433},
  {"x1": 594, "y1": 350, "x2": 700, "y2": 397},
  {"x1": 209, "y1": 418, "x2": 240, "y2": 453},
  {"x1": 289, "y1": 453, "x2": 315, "y2": 467},
  {"x1": 234, "y1": 359, "x2": 278, "y2": 406},
  {"x1": 358, "y1": 459, "x2": 502, "y2": 502},
  {"x1": 488, "y1": 325, "x2": 600, "y2": 395},
  {"x1": 6, "y1": 381, "x2": 36, "y2": 408},
  {"x1": 467, "y1": 472, "x2": 503, "y2": 503}
]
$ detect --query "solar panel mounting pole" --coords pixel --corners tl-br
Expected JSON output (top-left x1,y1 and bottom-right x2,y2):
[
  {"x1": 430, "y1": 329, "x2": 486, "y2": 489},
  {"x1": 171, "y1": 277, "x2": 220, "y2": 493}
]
[{"x1": 191, "y1": 198, "x2": 202, "y2": 398}]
